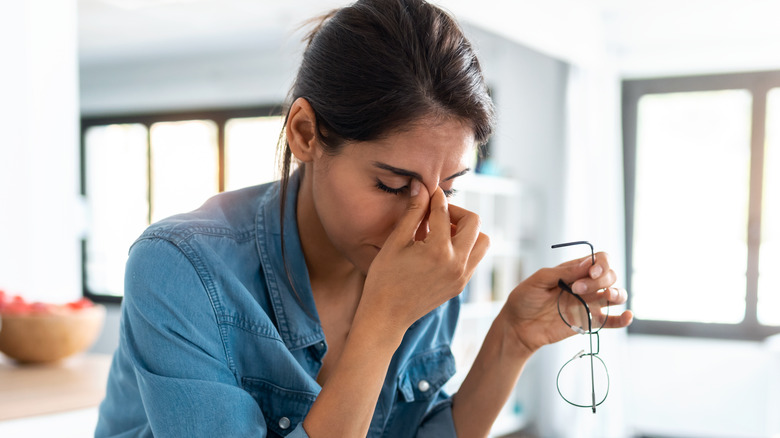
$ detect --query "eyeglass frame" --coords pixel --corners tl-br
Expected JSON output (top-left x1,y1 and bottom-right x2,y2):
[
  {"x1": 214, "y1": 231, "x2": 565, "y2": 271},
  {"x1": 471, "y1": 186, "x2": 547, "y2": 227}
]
[{"x1": 551, "y1": 241, "x2": 610, "y2": 413}]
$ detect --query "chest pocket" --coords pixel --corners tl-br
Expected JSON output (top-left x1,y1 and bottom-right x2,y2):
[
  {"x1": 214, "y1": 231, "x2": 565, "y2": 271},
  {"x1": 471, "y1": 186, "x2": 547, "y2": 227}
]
[
  {"x1": 396, "y1": 346, "x2": 456, "y2": 403},
  {"x1": 242, "y1": 377, "x2": 318, "y2": 437}
]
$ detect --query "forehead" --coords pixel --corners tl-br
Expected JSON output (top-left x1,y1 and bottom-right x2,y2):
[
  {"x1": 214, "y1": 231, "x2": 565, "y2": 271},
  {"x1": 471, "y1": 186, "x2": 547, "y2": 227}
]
[{"x1": 347, "y1": 117, "x2": 476, "y2": 170}]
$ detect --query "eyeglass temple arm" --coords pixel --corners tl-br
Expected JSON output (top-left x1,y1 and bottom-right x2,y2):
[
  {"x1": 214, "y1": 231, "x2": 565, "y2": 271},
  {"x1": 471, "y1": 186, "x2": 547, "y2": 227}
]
[
  {"x1": 551, "y1": 241, "x2": 595, "y2": 265},
  {"x1": 558, "y1": 278, "x2": 590, "y2": 314}
]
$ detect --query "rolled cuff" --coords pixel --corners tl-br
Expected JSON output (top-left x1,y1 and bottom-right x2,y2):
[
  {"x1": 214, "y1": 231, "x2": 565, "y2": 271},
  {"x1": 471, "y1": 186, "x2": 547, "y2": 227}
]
[
  {"x1": 285, "y1": 422, "x2": 311, "y2": 438},
  {"x1": 415, "y1": 397, "x2": 456, "y2": 437}
]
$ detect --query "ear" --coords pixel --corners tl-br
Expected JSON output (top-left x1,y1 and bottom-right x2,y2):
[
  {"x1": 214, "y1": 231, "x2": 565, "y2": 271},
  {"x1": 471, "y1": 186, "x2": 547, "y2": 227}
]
[{"x1": 286, "y1": 97, "x2": 322, "y2": 163}]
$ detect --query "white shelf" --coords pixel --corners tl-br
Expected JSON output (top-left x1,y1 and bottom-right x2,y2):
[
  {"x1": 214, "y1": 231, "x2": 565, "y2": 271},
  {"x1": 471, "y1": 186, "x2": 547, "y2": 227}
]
[
  {"x1": 447, "y1": 173, "x2": 529, "y2": 437},
  {"x1": 0, "y1": 407, "x2": 98, "y2": 438}
]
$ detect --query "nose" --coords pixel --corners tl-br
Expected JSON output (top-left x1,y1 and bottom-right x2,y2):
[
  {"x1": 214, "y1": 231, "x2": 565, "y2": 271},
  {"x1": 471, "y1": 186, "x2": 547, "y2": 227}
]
[{"x1": 423, "y1": 178, "x2": 440, "y2": 197}]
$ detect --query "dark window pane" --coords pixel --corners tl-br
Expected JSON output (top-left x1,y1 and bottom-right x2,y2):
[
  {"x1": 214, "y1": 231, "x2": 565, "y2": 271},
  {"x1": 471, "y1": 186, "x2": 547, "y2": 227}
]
[{"x1": 759, "y1": 89, "x2": 780, "y2": 326}]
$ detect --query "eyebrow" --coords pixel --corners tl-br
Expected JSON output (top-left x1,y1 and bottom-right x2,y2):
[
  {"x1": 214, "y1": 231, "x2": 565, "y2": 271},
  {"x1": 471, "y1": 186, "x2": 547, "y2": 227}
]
[{"x1": 372, "y1": 161, "x2": 470, "y2": 182}]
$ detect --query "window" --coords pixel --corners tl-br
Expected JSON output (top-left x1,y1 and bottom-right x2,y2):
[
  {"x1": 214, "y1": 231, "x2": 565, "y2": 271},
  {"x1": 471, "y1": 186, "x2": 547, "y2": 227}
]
[
  {"x1": 623, "y1": 71, "x2": 780, "y2": 340},
  {"x1": 81, "y1": 107, "x2": 283, "y2": 301}
]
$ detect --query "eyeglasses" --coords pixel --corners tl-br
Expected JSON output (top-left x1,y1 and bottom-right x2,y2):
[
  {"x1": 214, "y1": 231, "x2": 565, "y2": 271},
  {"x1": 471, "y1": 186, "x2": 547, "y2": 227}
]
[{"x1": 551, "y1": 241, "x2": 610, "y2": 413}]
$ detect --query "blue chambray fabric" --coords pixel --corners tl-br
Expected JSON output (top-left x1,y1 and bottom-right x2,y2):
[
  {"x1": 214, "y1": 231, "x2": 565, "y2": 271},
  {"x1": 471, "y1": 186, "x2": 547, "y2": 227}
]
[{"x1": 95, "y1": 171, "x2": 460, "y2": 438}]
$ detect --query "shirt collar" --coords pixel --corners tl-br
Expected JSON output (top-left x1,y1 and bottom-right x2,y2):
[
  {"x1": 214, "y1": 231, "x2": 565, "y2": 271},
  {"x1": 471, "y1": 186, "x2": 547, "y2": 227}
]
[{"x1": 256, "y1": 170, "x2": 325, "y2": 351}]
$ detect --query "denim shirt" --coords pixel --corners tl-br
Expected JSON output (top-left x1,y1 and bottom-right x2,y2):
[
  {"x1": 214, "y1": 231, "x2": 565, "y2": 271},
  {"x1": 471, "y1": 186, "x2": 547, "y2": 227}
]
[{"x1": 95, "y1": 172, "x2": 460, "y2": 438}]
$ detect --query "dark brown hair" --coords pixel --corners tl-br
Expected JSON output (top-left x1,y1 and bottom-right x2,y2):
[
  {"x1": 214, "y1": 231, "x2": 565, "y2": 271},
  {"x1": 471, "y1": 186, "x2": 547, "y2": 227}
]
[{"x1": 278, "y1": 0, "x2": 495, "y2": 199}]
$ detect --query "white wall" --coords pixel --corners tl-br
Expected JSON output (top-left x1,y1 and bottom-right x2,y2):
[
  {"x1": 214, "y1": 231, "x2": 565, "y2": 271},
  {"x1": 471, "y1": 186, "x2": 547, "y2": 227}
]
[
  {"x1": 464, "y1": 26, "x2": 569, "y2": 277},
  {"x1": 626, "y1": 335, "x2": 780, "y2": 438},
  {"x1": 80, "y1": 47, "x2": 300, "y2": 117},
  {"x1": 0, "y1": 0, "x2": 83, "y2": 304}
]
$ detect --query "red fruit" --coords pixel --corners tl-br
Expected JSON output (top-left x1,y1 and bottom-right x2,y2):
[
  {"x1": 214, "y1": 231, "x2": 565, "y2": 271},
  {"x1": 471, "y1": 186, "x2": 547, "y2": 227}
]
[
  {"x1": 66, "y1": 298, "x2": 94, "y2": 311},
  {"x1": 3, "y1": 297, "x2": 31, "y2": 314},
  {"x1": 0, "y1": 294, "x2": 94, "y2": 314}
]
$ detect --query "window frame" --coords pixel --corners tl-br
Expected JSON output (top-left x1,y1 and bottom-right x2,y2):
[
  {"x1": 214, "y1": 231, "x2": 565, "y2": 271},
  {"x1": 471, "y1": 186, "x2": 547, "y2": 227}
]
[
  {"x1": 623, "y1": 70, "x2": 780, "y2": 341},
  {"x1": 80, "y1": 105, "x2": 284, "y2": 304}
]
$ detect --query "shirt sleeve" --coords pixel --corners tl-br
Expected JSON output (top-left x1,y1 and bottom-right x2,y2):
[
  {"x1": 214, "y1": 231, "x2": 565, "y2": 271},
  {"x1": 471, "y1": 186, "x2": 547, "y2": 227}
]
[
  {"x1": 101, "y1": 237, "x2": 295, "y2": 438},
  {"x1": 415, "y1": 394, "x2": 458, "y2": 437},
  {"x1": 286, "y1": 423, "x2": 311, "y2": 438}
]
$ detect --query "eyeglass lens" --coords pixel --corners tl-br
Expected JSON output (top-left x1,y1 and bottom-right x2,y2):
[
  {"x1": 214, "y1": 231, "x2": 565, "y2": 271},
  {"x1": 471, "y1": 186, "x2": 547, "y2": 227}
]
[
  {"x1": 557, "y1": 349, "x2": 609, "y2": 409},
  {"x1": 558, "y1": 288, "x2": 610, "y2": 334}
]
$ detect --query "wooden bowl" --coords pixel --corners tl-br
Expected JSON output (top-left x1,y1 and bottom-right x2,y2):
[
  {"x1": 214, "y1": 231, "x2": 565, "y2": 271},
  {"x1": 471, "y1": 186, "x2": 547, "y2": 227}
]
[{"x1": 0, "y1": 305, "x2": 105, "y2": 363}]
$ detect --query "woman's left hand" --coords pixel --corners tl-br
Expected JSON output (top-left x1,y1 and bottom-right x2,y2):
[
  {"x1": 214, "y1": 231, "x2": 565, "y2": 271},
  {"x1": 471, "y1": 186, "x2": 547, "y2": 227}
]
[{"x1": 501, "y1": 252, "x2": 634, "y2": 354}]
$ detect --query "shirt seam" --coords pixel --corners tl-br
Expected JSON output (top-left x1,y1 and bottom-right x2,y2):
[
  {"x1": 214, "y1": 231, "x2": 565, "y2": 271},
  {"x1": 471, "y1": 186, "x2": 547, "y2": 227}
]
[
  {"x1": 218, "y1": 314, "x2": 285, "y2": 341},
  {"x1": 137, "y1": 226, "x2": 254, "y2": 247}
]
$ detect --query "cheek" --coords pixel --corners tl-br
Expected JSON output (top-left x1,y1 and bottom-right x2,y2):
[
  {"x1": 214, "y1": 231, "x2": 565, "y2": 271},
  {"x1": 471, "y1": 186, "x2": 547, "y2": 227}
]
[
  {"x1": 350, "y1": 197, "x2": 405, "y2": 239},
  {"x1": 318, "y1": 186, "x2": 401, "y2": 243}
]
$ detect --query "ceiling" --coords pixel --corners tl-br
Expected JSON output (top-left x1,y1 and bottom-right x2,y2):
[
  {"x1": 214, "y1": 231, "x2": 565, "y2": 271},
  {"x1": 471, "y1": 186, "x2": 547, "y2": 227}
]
[
  {"x1": 78, "y1": 0, "x2": 346, "y2": 63},
  {"x1": 78, "y1": 0, "x2": 780, "y2": 75}
]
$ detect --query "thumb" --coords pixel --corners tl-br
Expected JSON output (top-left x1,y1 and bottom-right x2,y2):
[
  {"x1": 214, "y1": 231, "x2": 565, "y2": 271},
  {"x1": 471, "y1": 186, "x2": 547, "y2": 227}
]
[{"x1": 384, "y1": 179, "x2": 430, "y2": 247}]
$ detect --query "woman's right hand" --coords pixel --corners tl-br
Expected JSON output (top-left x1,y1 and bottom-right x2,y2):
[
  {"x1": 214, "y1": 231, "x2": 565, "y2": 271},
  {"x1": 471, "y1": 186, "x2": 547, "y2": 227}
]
[{"x1": 358, "y1": 179, "x2": 490, "y2": 336}]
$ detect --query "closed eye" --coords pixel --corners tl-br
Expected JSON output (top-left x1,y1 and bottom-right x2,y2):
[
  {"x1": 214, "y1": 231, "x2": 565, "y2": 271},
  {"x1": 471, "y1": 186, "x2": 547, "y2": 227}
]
[
  {"x1": 375, "y1": 179, "x2": 409, "y2": 195},
  {"x1": 376, "y1": 178, "x2": 457, "y2": 198}
]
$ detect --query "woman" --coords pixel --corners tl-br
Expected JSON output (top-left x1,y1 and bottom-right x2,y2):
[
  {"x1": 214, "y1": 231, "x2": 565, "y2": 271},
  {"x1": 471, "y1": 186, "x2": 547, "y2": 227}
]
[{"x1": 96, "y1": 0, "x2": 633, "y2": 437}]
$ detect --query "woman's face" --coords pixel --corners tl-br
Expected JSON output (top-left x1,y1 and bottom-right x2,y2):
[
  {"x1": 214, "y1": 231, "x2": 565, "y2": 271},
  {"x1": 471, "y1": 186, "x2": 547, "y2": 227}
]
[{"x1": 303, "y1": 117, "x2": 475, "y2": 274}]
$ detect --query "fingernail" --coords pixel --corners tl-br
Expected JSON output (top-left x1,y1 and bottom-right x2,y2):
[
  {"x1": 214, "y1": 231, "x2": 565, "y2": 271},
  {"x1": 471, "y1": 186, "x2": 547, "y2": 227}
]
[
  {"x1": 590, "y1": 265, "x2": 603, "y2": 279},
  {"x1": 411, "y1": 179, "x2": 421, "y2": 197},
  {"x1": 574, "y1": 282, "x2": 587, "y2": 294}
]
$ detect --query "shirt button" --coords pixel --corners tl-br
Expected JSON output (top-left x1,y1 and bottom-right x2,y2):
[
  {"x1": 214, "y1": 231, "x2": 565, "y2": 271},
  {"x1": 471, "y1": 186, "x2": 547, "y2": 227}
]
[
  {"x1": 279, "y1": 417, "x2": 291, "y2": 430},
  {"x1": 417, "y1": 379, "x2": 430, "y2": 392}
]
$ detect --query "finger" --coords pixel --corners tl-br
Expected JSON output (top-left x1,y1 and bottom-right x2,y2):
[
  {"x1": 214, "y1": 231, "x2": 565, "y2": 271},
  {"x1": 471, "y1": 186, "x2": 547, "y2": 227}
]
[
  {"x1": 424, "y1": 187, "x2": 451, "y2": 243},
  {"x1": 448, "y1": 204, "x2": 482, "y2": 253},
  {"x1": 599, "y1": 310, "x2": 634, "y2": 329},
  {"x1": 560, "y1": 252, "x2": 614, "y2": 294},
  {"x1": 529, "y1": 252, "x2": 611, "y2": 291},
  {"x1": 464, "y1": 232, "x2": 490, "y2": 275},
  {"x1": 583, "y1": 287, "x2": 628, "y2": 320},
  {"x1": 384, "y1": 179, "x2": 430, "y2": 247},
  {"x1": 570, "y1": 268, "x2": 617, "y2": 295},
  {"x1": 529, "y1": 257, "x2": 593, "y2": 291},
  {"x1": 590, "y1": 287, "x2": 627, "y2": 306}
]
